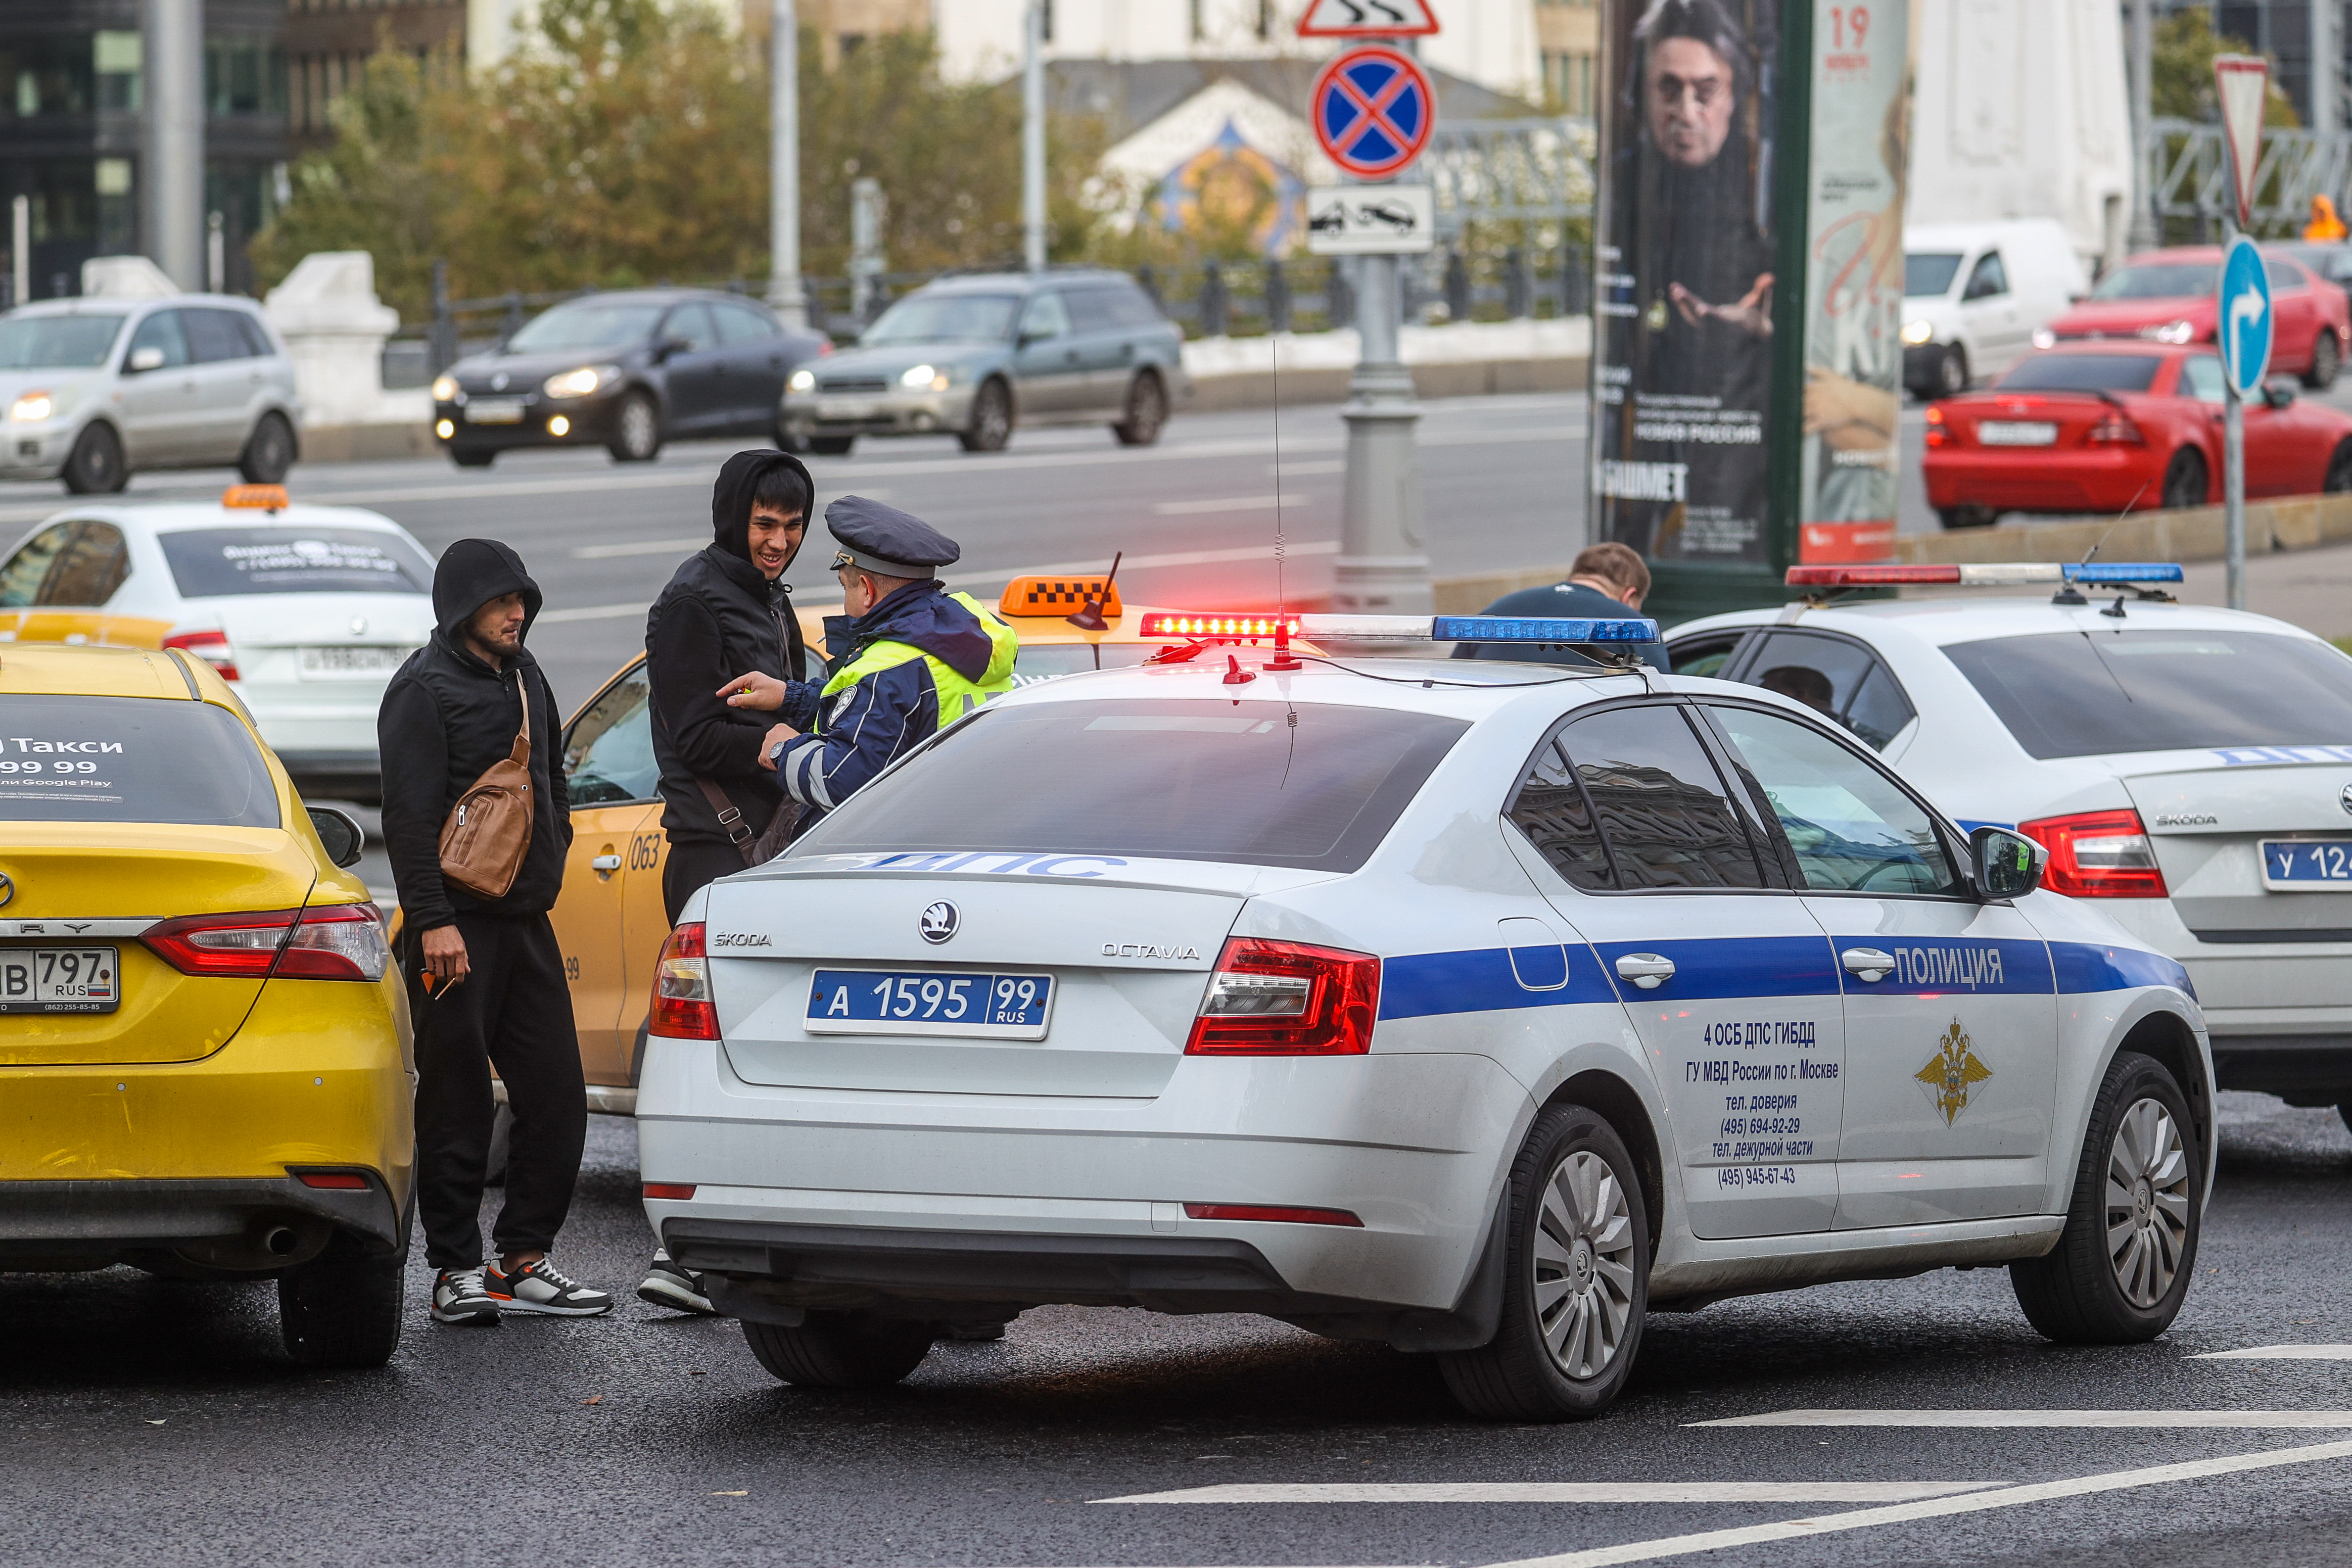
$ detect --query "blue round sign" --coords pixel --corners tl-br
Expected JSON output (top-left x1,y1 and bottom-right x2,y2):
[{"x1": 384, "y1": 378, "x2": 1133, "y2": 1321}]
[
  {"x1": 1311, "y1": 47, "x2": 1434, "y2": 179},
  {"x1": 2219, "y1": 233, "x2": 2274, "y2": 400}
]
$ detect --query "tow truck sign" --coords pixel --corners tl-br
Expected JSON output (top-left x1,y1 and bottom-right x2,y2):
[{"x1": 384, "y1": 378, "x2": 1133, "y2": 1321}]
[{"x1": 1304, "y1": 183, "x2": 1435, "y2": 254}]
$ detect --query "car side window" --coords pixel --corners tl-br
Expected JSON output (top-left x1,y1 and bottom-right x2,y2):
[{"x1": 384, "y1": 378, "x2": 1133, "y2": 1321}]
[
  {"x1": 35, "y1": 521, "x2": 130, "y2": 606},
  {"x1": 1019, "y1": 291, "x2": 1072, "y2": 341},
  {"x1": 1507, "y1": 740, "x2": 1614, "y2": 890},
  {"x1": 1707, "y1": 703, "x2": 1963, "y2": 896},
  {"x1": 1733, "y1": 630, "x2": 1916, "y2": 751},
  {"x1": 664, "y1": 303, "x2": 720, "y2": 354},
  {"x1": 1964, "y1": 251, "x2": 2009, "y2": 300},
  {"x1": 713, "y1": 301, "x2": 779, "y2": 345},
  {"x1": 1546, "y1": 703, "x2": 1768, "y2": 891},
  {"x1": 0, "y1": 524, "x2": 77, "y2": 607},
  {"x1": 126, "y1": 309, "x2": 191, "y2": 370},
  {"x1": 563, "y1": 666, "x2": 660, "y2": 804},
  {"x1": 2179, "y1": 355, "x2": 2227, "y2": 404},
  {"x1": 183, "y1": 308, "x2": 254, "y2": 363},
  {"x1": 2266, "y1": 257, "x2": 2306, "y2": 292}
]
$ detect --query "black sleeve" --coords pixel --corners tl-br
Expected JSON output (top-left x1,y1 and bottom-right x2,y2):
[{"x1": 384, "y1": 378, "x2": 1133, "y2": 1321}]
[
  {"x1": 646, "y1": 596, "x2": 772, "y2": 780},
  {"x1": 378, "y1": 678, "x2": 457, "y2": 932}
]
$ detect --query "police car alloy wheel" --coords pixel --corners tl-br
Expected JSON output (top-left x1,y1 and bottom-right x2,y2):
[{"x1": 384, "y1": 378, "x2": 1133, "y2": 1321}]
[
  {"x1": 740, "y1": 1308, "x2": 934, "y2": 1389},
  {"x1": 2010, "y1": 1051, "x2": 2201, "y2": 1344},
  {"x1": 1439, "y1": 1105, "x2": 1650, "y2": 1423}
]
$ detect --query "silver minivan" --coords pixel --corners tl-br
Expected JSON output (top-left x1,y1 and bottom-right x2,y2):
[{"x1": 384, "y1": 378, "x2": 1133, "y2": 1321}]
[{"x1": 0, "y1": 296, "x2": 304, "y2": 493}]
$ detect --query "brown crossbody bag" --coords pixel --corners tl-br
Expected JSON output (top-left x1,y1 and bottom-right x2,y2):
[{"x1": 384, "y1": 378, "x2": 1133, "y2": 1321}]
[{"x1": 437, "y1": 683, "x2": 534, "y2": 898}]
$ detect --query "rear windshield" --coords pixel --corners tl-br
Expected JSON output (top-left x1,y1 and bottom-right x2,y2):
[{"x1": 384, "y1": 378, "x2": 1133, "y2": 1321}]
[
  {"x1": 1905, "y1": 253, "x2": 1963, "y2": 298},
  {"x1": 0, "y1": 695, "x2": 277, "y2": 826},
  {"x1": 1995, "y1": 353, "x2": 2162, "y2": 393},
  {"x1": 159, "y1": 527, "x2": 434, "y2": 598},
  {"x1": 2090, "y1": 262, "x2": 2214, "y2": 300},
  {"x1": 1945, "y1": 629, "x2": 2352, "y2": 759},
  {"x1": 791, "y1": 698, "x2": 1469, "y2": 872}
]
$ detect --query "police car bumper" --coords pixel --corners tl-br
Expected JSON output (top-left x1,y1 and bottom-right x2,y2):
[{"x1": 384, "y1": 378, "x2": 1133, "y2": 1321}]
[{"x1": 635, "y1": 1037, "x2": 1518, "y2": 1330}]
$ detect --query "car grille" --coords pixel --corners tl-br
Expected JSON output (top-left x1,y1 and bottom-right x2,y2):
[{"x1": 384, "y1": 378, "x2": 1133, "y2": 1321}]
[{"x1": 821, "y1": 377, "x2": 891, "y2": 394}]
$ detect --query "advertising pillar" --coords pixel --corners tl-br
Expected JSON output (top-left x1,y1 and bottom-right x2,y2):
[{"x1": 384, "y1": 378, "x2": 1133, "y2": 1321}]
[{"x1": 1590, "y1": 0, "x2": 1909, "y2": 623}]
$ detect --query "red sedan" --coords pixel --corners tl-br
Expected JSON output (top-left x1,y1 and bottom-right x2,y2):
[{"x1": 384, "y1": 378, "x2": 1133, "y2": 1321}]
[
  {"x1": 2043, "y1": 246, "x2": 2350, "y2": 387},
  {"x1": 1922, "y1": 342, "x2": 2352, "y2": 529}
]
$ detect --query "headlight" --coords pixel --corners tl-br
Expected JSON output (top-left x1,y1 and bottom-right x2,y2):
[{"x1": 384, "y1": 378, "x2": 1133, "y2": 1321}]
[
  {"x1": 2032, "y1": 327, "x2": 2056, "y2": 349},
  {"x1": 431, "y1": 374, "x2": 457, "y2": 401},
  {"x1": 788, "y1": 368, "x2": 817, "y2": 394},
  {"x1": 2141, "y1": 319, "x2": 2197, "y2": 345},
  {"x1": 543, "y1": 365, "x2": 616, "y2": 398},
  {"x1": 8, "y1": 392, "x2": 53, "y2": 423},
  {"x1": 1901, "y1": 319, "x2": 1935, "y2": 346}
]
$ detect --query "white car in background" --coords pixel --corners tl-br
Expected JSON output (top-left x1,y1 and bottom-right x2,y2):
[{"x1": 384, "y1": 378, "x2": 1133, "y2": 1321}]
[
  {"x1": 0, "y1": 488, "x2": 436, "y2": 802},
  {"x1": 1670, "y1": 562, "x2": 2352, "y2": 1131}
]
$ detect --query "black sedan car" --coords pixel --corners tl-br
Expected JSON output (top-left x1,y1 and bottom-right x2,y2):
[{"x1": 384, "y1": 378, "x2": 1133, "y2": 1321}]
[{"x1": 431, "y1": 289, "x2": 828, "y2": 466}]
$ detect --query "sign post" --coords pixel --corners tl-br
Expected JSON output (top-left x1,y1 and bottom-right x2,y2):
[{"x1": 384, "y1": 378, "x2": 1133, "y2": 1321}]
[
  {"x1": 2215, "y1": 55, "x2": 2270, "y2": 612},
  {"x1": 1311, "y1": 42, "x2": 1438, "y2": 616}
]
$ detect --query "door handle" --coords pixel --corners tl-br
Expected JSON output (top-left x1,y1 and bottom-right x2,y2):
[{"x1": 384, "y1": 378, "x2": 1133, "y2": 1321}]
[
  {"x1": 1842, "y1": 946, "x2": 1895, "y2": 982},
  {"x1": 1614, "y1": 953, "x2": 1676, "y2": 989},
  {"x1": 591, "y1": 853, "x2": 622, "y2": 873}
]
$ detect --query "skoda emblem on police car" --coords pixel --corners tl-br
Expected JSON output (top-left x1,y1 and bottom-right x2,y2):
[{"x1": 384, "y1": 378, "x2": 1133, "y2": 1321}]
[
  {"x1": 2339, "y1": 782, "x2": 2352, "y2": 817},
  {"x1": 1915, "y1": 1019, "x2": 1993, "y2": 1127},
  {"x1": 0, "y1": 872, "x2": 13, "y2": 909},
  {"x1": 918, "y1": 901, "x2": 960, "y2": 944}
]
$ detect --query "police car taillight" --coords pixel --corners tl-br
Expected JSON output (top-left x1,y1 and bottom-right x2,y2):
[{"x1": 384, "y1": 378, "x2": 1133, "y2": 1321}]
[
  {"x1": 1186, "y1": 937, "x2": 1379, "y2": 1056},
  {"x1": 649, "y1": 922, "x2": 720, "y2": 1039},
  {"x1": 2018, "y1": 810, "x2": 2170, "y2": 898},
  {"x1": 1785, "y1": 563, "x2": 2185, "y2": 588}
]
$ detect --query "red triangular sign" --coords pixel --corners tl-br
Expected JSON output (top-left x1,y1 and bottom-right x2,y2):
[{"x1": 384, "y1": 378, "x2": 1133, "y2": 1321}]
[
  {"x1": 2215, "y1": 54, "x2": 2269, "y2": 227},
  {"x1": 1298, "y1": 0, "x2": 1439, "y2": 38}
]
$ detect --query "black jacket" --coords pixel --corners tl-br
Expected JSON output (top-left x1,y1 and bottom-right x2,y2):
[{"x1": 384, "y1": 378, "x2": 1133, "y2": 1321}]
[
  {"x1": 379, "y1": 539, "x2": 572, "y2": 930},
  {"x1": 646, "y1": 450, "x2": 817, "y2": 845}
]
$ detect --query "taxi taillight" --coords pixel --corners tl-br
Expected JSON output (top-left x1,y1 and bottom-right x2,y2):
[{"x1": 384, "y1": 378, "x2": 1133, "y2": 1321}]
[
  {"x1": 143, "y1": 904, "x2": 389, "y2": 980},
  {"x1": 649, "y1": 922, "x2": 719, "y2": 1039},
  {"x1": 2018, "y1": 809, "x2": 2169, "y2": 897},
  {"x1": 1185, "y1": 937, "x2": 1379, "y2": 1056}
]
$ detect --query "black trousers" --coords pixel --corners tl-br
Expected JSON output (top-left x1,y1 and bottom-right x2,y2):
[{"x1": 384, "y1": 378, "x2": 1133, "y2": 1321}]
[
  {"x1": 664, "y1": 836, "x2": 751, "y2": 925},
  {"x1": 405, "y1": 912, "x2": 586, "y2": 1270}
]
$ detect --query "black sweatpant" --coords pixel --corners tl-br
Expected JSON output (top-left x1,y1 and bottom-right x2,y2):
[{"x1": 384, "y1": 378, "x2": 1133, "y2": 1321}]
[
  {"x1": 405, "y1": 912, "x2": 586, "y2": 1270},
  {"x1": 664, "y1": 836, "x2": 751, "y2": 925}
]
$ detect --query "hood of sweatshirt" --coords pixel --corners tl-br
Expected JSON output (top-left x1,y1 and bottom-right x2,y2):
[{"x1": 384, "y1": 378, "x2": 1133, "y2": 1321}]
[{"x1": 431, "y1": 538, "x2": 542, "y2": 647}]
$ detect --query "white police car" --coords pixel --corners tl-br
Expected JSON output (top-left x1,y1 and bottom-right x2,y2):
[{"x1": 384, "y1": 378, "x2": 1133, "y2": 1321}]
[
  {"x1": 637, "y1": 610, "x2": 2212, "y2": 1421},
  {"x1": 1671, "y1": 563, "x2": 2352, "y2": 1133}
]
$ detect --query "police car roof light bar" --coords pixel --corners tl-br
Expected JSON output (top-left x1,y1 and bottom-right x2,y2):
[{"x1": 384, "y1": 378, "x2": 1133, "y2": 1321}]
[{"x1": 1784, "y1": 562, "x2": 2184, "y2": 589}]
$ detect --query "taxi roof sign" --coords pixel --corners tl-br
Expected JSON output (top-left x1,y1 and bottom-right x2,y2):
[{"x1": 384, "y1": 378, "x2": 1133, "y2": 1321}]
[
  {"x1": 1786, "y1": 563, "x2": 2185, "y2": 588},
  {"x1": 1000, "y1": 576, "x2": 1123, "y2": 620}
]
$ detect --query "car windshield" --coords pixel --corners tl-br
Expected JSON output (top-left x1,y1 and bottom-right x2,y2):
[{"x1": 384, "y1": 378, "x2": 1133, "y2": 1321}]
[
  {"x1": 791, "y1": 697, "x2": 1469, "y2": 872},
  {"x1": 1905, "y1": 253, "x2": 1964, "y2": 297},
  {"x1": 862, "y1": 294, "x2": 1020, "y2": 346},
  {"x1": 158, "y1": 527, "x2": 435, "y2": 598},
  {"x1": 0, "y1": 694, "x2": 276, "y2": 826},
  {"x1": 1944, "y1": 629, "x2": 2352, "y2": 759},
  {"x1": 0, "y1": 314, "x2": 127, "y2": 369},
  {"x1": 1995, "y1": 353, "x2": 2163, "y2": 393},
  {"x1": 2090, "y1": 263, "x2": 2215, "y2": 300},
  {"x1": 505, "y1": 301, "x2": 666, "y2": 353}
]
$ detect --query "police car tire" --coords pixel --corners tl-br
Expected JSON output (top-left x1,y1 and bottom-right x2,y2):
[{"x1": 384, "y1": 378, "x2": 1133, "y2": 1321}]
[
  {"x1": 1437, "y1": 1104, "x2": 1649, "y2": 1422},
  {"x1": 2010, "y1": 1051, "x2": 2200, "y2": 1345},
  {"x1": 740, "y1": 1309, "x2": 933, "y2": 1389}
]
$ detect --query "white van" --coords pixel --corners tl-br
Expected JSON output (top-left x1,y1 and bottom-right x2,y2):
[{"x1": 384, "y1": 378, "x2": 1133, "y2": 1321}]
[{"x1": 1902, "y1": 219, "x2": 2088, "y2": 397}]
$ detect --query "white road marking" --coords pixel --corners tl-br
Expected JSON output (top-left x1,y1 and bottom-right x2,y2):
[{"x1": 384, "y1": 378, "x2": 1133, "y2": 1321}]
[
  {"x1": 2191, "y1": 1345, "x2": 2352, "y2": 1360},
  {"x1": 1691, "y1": 1409, "x2": 2352, "y2": 1428},
  {"x1": 1153, "y1": 494, "x2": 1311, "y2": 516},
  {"x1": 1094, "y1": 1482, "x2": 2008, "y2": 1504},
  {"x1": 1478, "y1": 1439, "x2": 2352, "y2": 1568}
]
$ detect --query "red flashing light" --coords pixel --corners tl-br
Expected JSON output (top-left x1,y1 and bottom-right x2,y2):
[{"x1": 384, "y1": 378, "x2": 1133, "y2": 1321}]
[
  {"x1": 2018, "y1": 810, "x2": 2169, "y2": 898},
  {"x1": 643, "y1": 1182, "x2": 698, "y2": 1201},
  {"x1": 1185, "y1": 937, "x2": 1379, "y2": 1056},
  {"x1": 143, "y1": 903, "x2": 387, "y2": 981},
  {"x1": 1138, "y1": 613, "x2": 1302, "y2": 639},
  {"x1": 295, "y1": 1171, "x2": 370, "y2": 1190},
  {"x1": 1786, "y1": 564, "x2": 1962, "y2": 587},
  {"x1": 163, "y1": 630, "x2": 239, "y2": 681},
  {"x1": 649, "y1": 922, "x2": 719, "y2": 1039},
  {"x1": 1183, "y1": 1202, "x2": 1364, "y2": 1227}
]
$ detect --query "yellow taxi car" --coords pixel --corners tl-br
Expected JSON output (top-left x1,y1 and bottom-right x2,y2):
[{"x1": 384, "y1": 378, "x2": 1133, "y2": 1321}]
[
  {"x1": 545, "y1": 576, "x2": 1305, "y2": 1108},
  {"x1": 0, "y1": 641, "x2": 411, "y2": 1367}
]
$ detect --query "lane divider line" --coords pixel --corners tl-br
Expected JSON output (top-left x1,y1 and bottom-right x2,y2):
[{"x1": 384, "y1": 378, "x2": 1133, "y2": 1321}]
[
  {"x1": 1093, "y1": 1482, "x2": 2008, "y2": 1505},
  {"x1": 1476, "y1": 1439, "x2": 2352, "y2": 1568},
  {"x1": 1689, "y1": 1409, "x2": 2352, "y2": 1428}
]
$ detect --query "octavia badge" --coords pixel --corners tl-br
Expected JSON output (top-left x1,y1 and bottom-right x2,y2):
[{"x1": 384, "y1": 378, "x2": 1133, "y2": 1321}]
[{"x1": 919, "y1": 901, "x2": 959, "y2": 944}]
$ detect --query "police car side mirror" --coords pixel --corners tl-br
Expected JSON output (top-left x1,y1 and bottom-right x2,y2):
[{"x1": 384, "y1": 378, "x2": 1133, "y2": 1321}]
[
  {"x1": 307, "y1": 804, "x2": 367, "y2": 869},
  {"x1": 1970, "y1": 826, "x2": 2044, "y2": 900}
]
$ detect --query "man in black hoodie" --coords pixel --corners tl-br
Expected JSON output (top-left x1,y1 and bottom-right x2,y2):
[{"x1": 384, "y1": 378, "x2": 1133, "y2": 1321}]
[
  {"x1": 633, "y1": 449, "x2": 815, "y2": 1314},
  {"x1": 379, "y1": 539, "x2": 613, "y2": 1326}
]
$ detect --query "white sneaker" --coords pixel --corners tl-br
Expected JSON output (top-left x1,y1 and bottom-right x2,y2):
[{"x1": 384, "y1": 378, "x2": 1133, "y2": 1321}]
[
  {"x1": 487, "y1": 1257, "x2": 614, "y2": 1316},
  {"x1": 430, "y1": 1267, "x2": 502, "y2": 1325}
]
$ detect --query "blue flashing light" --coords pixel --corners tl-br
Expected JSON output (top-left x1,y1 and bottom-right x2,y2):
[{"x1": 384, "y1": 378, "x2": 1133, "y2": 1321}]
[
  {"x1": 2063, "y1": 562, "x2": 2185, "y2": 584},
  {"x1": 1432, "y1": 615, "x2": 1661, "y2": 643}
]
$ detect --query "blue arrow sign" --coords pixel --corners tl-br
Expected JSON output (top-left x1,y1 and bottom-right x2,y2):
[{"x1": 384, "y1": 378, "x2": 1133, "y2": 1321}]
[{"x1": 2219, "y1": 233, "x2": 2274, "y2": 400}]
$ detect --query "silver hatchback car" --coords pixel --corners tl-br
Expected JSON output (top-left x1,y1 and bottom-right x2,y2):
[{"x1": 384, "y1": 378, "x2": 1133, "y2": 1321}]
[{"x1": 0, "y1": 296, "x2": 304, "y2": 494}]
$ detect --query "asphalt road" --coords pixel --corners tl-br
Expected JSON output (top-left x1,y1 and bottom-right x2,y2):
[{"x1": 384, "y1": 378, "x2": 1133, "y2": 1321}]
[{"x1": 2, "y1": 1091, "x2": 2345, "y2": 1567}]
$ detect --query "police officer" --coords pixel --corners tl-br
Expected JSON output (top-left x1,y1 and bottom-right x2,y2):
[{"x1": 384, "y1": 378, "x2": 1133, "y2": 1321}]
[{"x1": 719, "y1": 496, "x2": 1015, "y2": 830}]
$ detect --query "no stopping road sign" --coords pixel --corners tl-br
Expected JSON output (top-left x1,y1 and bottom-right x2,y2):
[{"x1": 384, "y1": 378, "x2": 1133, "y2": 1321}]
[{"x1": 1311, "y1": 47, "x2": 1434, "y2": 180}]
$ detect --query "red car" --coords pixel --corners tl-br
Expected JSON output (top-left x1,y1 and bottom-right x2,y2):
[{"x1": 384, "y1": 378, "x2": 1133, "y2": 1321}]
[
  {"x1": 2042, "y1": 246, "x2": 2349, "y2": 388},
  {"x1": 1922, "y1": 342, "x2": 2352, "y2": 529}
]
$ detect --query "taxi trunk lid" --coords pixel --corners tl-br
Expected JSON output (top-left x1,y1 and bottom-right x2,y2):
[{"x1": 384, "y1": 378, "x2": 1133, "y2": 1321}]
[
  {"x1": 2125, "y1": 755, "x2": 2352, "y2": 941},
  {"x1": 701, "y1": 857, "x2": 1328, "y2": 1098}
]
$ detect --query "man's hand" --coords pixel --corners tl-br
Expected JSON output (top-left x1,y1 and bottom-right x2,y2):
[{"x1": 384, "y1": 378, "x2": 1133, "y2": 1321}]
[
  {"x1": 420, "y1": 923, "x2": 469, "y2": 988},
  {"x1": 719, "y1": 671, "x2": 790, "y2": 712},
  {"x1": 755, "y1": 722, "x2": 800, "y2": 770}
]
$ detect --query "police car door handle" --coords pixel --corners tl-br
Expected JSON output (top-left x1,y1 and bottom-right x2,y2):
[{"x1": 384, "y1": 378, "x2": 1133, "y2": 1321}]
[
  {"x1": 1842, "y1": 947, "x2": 1895, "y2": 982},
  {"x1": 1615, "y1": 953, "x2": 1675, "y2": 989}
]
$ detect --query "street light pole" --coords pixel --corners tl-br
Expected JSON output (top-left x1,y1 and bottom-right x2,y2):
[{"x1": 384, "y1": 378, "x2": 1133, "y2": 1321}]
[
  {"x1": 768, "y1": 0, "x2": 807, "y2": 328},
  {"x1": 142, "y1": 0, "x2": 204, "y2": 292},
  {"x1": 1022, "y1": 0, "x2": 1047, "y2": 272}
]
